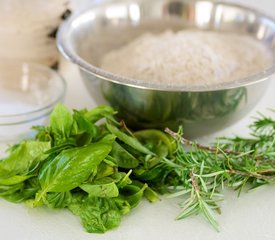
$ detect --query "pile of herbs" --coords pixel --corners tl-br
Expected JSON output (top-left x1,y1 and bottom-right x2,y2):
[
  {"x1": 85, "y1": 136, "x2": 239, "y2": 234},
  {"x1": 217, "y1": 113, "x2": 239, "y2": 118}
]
[{"x1": 0, "y1": 104, "x2": 275, "y2": 233}]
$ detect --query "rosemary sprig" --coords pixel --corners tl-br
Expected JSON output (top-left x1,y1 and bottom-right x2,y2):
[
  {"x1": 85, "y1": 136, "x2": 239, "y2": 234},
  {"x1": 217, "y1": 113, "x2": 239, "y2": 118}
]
[{"x1": 159, "y1": 112, "x2": 275, "y2": 231}]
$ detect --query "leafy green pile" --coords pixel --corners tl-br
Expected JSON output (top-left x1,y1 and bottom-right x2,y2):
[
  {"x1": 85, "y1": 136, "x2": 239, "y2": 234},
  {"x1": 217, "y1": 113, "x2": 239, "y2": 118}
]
[
  {"x1": 1, "y1": 104, "x2": 275, "y2": 233},
  {"x1": 0, "y1": 104, "x2": 163, "y2": 233}
]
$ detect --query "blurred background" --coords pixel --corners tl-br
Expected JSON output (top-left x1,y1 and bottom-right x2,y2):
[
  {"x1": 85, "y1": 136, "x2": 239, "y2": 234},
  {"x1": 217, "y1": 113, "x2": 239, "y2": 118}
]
[
  {"x1": 0, "y1": 0, "x2": 273, "y2": 67},
  {"x1": 72, "y1": 0, "x2": 274, "y2": 15}
]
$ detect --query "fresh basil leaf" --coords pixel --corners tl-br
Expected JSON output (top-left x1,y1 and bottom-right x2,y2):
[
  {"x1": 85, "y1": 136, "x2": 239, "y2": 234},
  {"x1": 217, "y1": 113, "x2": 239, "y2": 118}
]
[
  {"x1": 120, "y1": 183, "x2": 147, "y2": 208},
  {"x1": 114, "y1": 197, "x2": 131, "y2": 215},
  {"x1": 95, "y1": 162, "x2": 116, "y2": 179},
  {"x1": 84, "y1": 105, "x2": 117, "y2": 124},
  {"x1": 0, "y1": 141, "x2": 50, "y2": 179},
  {"x1": 50, "y1": 103, "x2": 74, "y2": 140},
  {"x1": 116, "y1": 171, "x2": 132, "y2": 189},
  {"x1": 144, "y1": 187, "x2": 159, "y2": 203},
  {"x1": 98, "y1": 134, "x2": 117, "y2": 145},
  {"x1": 0, "y1": 175, "x2": 34, "y2": 185},
  {"x1": 106, "y1": 124, "x2": 153, "y2": 155},
  {"x1": 73, "y1": 110, "x2": 98, "y2": 135},
  {"x1": 2, "y1": 178, "x2": 39, "y2": 203},
  {"x1": 144, "y1": 156, "x2": 162, "y2": 169},
  {"x1": 111, "y1": 142, "x2": 139, "y2": 169},
  {"x1": 33, "y1": 126, "x2": 52, "y2": 142},
  {"x1": 80, "y1": 197, "x2": 121, "y2": 233},
  {"x1": 37, "y1": 143, "x2": 112, "y2": 201},
  {"x1": 44, "y1": 141, "x2": 76, "y2": 155},
  {"x1": 0, "y1": 184, "x2": 23, "y2": 197},
  {"x1": 131, "y1": 180, "x2": 159, "y2": 203},
  {"x1": 68, "y1": 193, "x2": 87, "y2": 216},
  {"x1": 134, "y1": 129, "x2": 176, "y2": 156},
  {"x1": 44, "y1": 191, "x2": 72, "y2": 208},
  {"x1": 134, "y1": 166, "x2": 165, "y2": 181},
  {"x1": 72, "y1": 110, "x2": 100, "y2": 146},
  {"x1": 80, "y1": 179, "x2": 119, "y2": 198},
  {"x1": 104, "y1": 156, "x2": 118, "y2": 167}
]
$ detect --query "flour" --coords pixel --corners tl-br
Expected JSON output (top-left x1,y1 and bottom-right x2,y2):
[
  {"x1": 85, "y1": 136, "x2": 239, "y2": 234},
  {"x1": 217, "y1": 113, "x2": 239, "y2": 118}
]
[{"x1": 101, "y1": 30, "x2": 273, "y2": 86}]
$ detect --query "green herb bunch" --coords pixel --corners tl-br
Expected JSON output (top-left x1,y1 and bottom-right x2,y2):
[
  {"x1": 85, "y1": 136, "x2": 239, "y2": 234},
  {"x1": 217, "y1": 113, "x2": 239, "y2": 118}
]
[
  {"x1": 151, "y1": 114, "x2": 275, "y2": 231},
  {"x1": 0, "y1": 104, "x2": 275, "y2": 233},
  {"x1": 0, "y1": 104, "x2": 161, "y2": 233}
]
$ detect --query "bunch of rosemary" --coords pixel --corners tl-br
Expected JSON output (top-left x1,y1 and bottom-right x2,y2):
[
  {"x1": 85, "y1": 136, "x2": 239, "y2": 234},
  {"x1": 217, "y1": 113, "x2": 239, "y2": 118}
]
[{"x1": 148, "y1": 112, "x2": 275, "y2": 231}]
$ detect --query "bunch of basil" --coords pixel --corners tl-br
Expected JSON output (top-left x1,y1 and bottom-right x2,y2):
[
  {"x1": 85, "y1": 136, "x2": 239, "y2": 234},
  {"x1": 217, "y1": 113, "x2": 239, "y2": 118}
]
[{"x1": 0, "y1": 104, "x2": 174, "y2": 233}]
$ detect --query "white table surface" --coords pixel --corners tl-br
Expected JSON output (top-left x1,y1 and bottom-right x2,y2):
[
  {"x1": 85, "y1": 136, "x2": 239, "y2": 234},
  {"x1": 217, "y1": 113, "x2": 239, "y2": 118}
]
[{"x1": 1, "y1": 0, "x2": 275, "y2": 239}]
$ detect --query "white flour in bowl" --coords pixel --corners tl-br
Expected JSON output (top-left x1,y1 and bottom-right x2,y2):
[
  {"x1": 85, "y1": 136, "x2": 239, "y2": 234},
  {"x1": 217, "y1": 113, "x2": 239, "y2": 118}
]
[{"x1": 101, "y1": 30, "x2": 273, "y2": 86}]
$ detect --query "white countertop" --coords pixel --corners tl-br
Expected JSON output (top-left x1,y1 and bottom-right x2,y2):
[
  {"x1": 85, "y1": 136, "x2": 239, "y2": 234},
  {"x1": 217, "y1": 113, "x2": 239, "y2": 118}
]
[{"x1": 1, "y1": 0, "x2": 275, "y2": 239}]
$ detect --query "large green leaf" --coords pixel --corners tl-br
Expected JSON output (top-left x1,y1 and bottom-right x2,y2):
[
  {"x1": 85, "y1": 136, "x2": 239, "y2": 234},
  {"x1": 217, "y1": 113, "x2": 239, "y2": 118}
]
[{"x1": 37, "y1": 143, "x2": 112, "y2": 200}]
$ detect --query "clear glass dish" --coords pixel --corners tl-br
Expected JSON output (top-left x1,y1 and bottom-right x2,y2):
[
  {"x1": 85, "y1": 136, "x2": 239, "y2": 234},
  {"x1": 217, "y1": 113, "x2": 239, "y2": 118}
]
[{"x1": 0, "y1": 62, "x2": 66, "y2": 142}]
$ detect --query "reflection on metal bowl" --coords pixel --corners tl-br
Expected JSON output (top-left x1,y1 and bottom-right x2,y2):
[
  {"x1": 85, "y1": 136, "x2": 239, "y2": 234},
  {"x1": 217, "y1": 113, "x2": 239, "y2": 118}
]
[{"x1": 57, "y1": 0, "x2": 275, "y2": 137}]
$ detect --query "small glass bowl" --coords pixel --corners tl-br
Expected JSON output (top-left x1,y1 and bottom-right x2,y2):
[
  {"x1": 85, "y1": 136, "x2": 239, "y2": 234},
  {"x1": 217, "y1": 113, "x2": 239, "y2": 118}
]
[{"x1": 0, "y1": 62, "x2": 66, "y2": 142}]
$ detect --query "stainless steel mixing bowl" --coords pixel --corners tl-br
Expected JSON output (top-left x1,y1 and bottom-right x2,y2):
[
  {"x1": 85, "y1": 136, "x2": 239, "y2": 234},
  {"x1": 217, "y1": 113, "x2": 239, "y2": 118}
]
[{"x1": 57, "y1": 0, "x2": 275, "y2": 137}]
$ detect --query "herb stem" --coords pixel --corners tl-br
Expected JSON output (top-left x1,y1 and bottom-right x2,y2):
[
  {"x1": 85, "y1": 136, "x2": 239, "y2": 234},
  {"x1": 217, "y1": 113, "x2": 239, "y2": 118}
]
[
  {"x1": 190, "y1": 170, "x2": 200, "y2": 192},
  {"x1": 227, "y1": 169, "x2": 275, "y2": 182},
  {"x1": 165, "y1": 128, "x2": 271, "y2": 163}
]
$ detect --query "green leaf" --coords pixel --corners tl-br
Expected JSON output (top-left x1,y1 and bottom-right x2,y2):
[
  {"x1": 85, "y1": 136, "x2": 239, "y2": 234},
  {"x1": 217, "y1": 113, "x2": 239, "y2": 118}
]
[
  {"x1": 67, "y1": 193, "x2": 86, "y2": 216},
  {"x1": 98, "y1": 134, "x2": 117, "y2": 145},
  {"x1": 130, "y1": 180, "x2": 160, "y2": 203},
  {"x1": 134, "y1": 129, "x2": 176, "y2": 156},
  {"x1": 44, "y1": 191, "x2": 72, "y2": 208},
  {"x1": 11, "y1": 178, "x2": 40, "y2": 203},
  {"x1": 82, "y1": 197, "x2": 121, "y2": 233},
  {"x1": 106, "y1": 124, "x2": 153, "y2": 155},
  {"x1": 0, "y1": 175, "x2": 34, "y2": 185},
  {"x1": 36, "y1": 143, "x2": 112, "y2": 202},
  {"x1": 111, "y1": 142, "x2": 139, "y2": 169},
  {"x1": 84, "y1": 105, "x2": 117, "y2": 124},
  {"x1": 50, "y1": 103, "x2": 74, "y2": 140},
  {"x1": 0, "y1": 184, "x2": 23, "y2": 197},
  {"x1": 0, "y1": 179, "x2": 39, "y2": 203},
  {"x1": 117, "y1": 170, "x2": 132, "y2": 189},
  {"x1": 73, "y1": 110, "x2": 98, "y2": 135},
  {"x1": 80, "y1": 179, "x2": 119, "y2": 198},
  {"x1": 33, "y1": 126, "x2": 52, "y2": 142},
  {"x1": 134, "y1": 166, "x2": 164, "y2": 181},
  {"x1": 144, "y1": 187, "x2": 160, "y2": 202},
  {"x1": 95, "y1": 162, "x2": 116, "y2": 179},
  {"x1": 0, "y1": 141, "x2": 50, "y2": 179},
  {"x1": 72, "y1": 110, "x2": 100, "y2": 146},
  {"x1": 44, "y1": 141, "x2": 76, "y2": 155},
  {"x1": 114, "y1": 197, "x2": 131, "y2": 215},
  {"x1": 120, "y1": 183, "x2": 147, "y2": 208}
]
